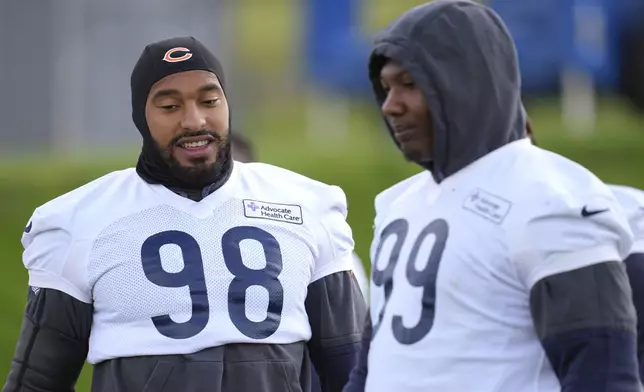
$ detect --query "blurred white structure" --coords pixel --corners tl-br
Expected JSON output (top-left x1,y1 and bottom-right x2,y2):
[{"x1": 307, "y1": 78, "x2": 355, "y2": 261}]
[
  {"x1": 306, "y1": 89, "x2": 351, "y2": 145},
  {"x1": 561, "y1": 67, "x2": 596, "y2": 134},
  {"x1": 560, "y1": 2, "x2": 608, "y2": 135},
  {"x1": 0, "y1": 0, "x2": 236, "y2": 156}
]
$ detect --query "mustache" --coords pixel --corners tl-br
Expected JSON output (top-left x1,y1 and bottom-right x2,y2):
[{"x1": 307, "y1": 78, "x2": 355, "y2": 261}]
[{"x1": 169, "y1": 130, "x2": 223, "y2": 146}]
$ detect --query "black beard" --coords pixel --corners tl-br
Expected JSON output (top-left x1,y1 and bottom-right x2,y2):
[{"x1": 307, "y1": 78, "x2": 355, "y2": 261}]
[{"x1": 159, "y1": 130, "x2": 232, "y2": 189}]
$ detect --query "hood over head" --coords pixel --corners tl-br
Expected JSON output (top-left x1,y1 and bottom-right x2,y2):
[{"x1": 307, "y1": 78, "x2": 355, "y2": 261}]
[
  {"x1": 368, "y1": 0, "x2": 526, "y2": 183},
  {"x1": 131, "y1": 36, "x2": 232, "y2": 192}
]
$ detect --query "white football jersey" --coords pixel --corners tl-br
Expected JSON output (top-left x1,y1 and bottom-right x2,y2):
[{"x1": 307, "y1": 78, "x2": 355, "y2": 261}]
[
  {"x1": 610, "y1": 184, "x2": 644, "y2": 254},
  {"x1": 365, "y1": 139, "x2": 633, "y2": 392},
  {"x1": 21, "y1": 162, "x2": 355, "y2": 364}
]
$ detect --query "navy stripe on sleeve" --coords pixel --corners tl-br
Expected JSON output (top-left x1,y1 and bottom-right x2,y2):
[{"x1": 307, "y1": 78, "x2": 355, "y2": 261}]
[
  {"x1": 542, "y1": 327, "x2": 639, "y2": 391},
  {"x1": 305, "y1": 271, "x2": 367, "y2": 392},
  {"x1": 624, "y1": 252, "x2": 644, "y2": 382},
  {"x1": 530, "y1": 261, "x2": 640, "y2": 391},
  {"x1": 341, "y1": 315, "x2": 372, "y2": 392}
]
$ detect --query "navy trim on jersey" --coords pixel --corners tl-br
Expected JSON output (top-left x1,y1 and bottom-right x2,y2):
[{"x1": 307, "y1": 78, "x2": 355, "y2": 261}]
[
  {"x1": 305, "y1": 271, "x2": 367, "y2": 392},
  {"x1": 624, "y1": 252, "x2": 644, "y2": 381},
  {"x1": 541, "y1": 328, "x2": 639, "y2": 391},
  {"x1": 92, "y1": 341, "x2": 312, "y2": 392},
  {"x1": 531, "y1": 262, "x2": 640, "y2": 391},
  {"x1": 2, "y1": 288, "x2": 91, "y2": 392},
  {"x1": 341, "y1": 315, "x2": 371, "y2": 392}
]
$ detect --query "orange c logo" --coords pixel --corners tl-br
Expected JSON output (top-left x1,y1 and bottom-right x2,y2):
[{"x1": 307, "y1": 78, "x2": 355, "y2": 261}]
[{"x1": 163, "y1": 47, "x2": 193, "y2": 63}]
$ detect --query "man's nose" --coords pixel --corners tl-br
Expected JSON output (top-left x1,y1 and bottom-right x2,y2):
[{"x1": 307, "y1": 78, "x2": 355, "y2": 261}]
[
  {"x1": 381, "y1": 92, "x2": 405, "y2": 117},
  {"x1": 180, "y1": 103, "x2": 207, "y2": 131}
]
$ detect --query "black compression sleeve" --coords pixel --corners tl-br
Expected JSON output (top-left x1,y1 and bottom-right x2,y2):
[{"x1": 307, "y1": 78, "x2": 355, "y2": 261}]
[
  {"x1": 530, "y1": 261, "x2": 640, "y2": 392},
  {"x1": 306, "y1": 271, "x2": 367, "y2": 392},
  {"x1": 342, "y1": 314, "x2": 372, "y2": 392},
  {"x1": 624, "y1": 253, "x2": 644, "y2": 382},
  {"x1": 2, "y1": 288, "x2": 93, "y2": 392}
]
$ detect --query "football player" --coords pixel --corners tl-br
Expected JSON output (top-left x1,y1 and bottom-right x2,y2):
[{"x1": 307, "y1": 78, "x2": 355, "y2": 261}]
[
  {"x1": 344, "y1": 1, "x2": 640, "y2": 391},
  {"x1": 526, "y1": 121, "x2": 644, "y2": 383},
  {"x1": 230, "y1": 130, "x2": 369, "y2": 392},
  {"x1": 3, "y1": 37, "x2": 366, "y2": 392}
]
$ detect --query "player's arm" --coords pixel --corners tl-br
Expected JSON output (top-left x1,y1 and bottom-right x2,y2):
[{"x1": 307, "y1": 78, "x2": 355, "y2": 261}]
[
  {"x1": 514, "y1": 195, "x2": 640, "y2": 391},
  {"x1": 306, "y1": 186, "x2": 368, "y2": 392},
  {"x1": 306, "y1": 271, "x2": 366, "y2": 392},
  {"x1": 3, "y1": 288, "x2": 93, "y2": 392},
  {"x1": 612, "y1": 185, "x2": 644, "y2": 382},
  {"x1": 624, "y1": 252, "x2": 644, "y2": 382},
  {"x1": 2, "y1": 213, "x2": 93, "y2": 392},
  {"x1": 341, "y1": 314, "x2": 372, "y2": 392}
]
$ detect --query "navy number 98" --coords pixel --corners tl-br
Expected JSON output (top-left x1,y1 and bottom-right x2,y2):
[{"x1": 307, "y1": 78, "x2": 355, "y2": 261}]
[{"x1": 141, "y1": 226, "x2": 284, "y2": 340}]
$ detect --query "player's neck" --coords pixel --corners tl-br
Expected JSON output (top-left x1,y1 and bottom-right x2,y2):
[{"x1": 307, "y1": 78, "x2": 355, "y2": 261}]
[
  {"x1": 136, "y1": 148, "x2": 234, "y2": 202},
  {"x1": 166, "y1": 169, "x2": 232, "y2": 202}
]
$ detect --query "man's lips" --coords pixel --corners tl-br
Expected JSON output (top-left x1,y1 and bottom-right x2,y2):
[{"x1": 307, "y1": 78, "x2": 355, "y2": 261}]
[
  {"x1": 392, "y1": 126, "x2": 417, "y2": 142},
  {"x1": 175, "y1": 135, "x2": 215, "y2": 148}
]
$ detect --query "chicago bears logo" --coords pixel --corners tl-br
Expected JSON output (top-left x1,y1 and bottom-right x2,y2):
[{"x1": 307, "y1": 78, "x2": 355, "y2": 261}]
[{"x1": 163, "y1": 47, "x2": 193, "y2": 63}]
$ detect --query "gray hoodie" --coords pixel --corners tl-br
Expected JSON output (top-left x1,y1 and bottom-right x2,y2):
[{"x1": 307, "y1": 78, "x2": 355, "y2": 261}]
[{"x1": 368, "y1": 0, "x2": 526, "y2": 183}]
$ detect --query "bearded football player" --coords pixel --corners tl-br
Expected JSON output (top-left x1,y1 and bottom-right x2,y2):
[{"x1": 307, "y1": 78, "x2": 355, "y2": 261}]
[
  {"x1": 3, "y1": 37, "x2": 366, "y2": 392},
  {"x1": 229, "y1": 130, "x2": 370, "y2": 392},
  {"x1": 344, "y1": 1, "x2": 640, "y2": 391}
]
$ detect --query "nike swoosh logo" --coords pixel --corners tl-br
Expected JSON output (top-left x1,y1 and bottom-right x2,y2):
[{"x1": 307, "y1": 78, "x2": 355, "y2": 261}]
[
  {"x1": 24, "y1": 221, "x2": 32, "y2": 233},
  {"x1": 581, "y1": 206, "x2": 609, "y2": 217}
]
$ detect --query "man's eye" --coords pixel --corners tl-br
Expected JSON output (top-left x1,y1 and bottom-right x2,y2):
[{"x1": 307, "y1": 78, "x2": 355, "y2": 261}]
[
  {"x1": 203, "y1": 99, "x2": 220, "y2": 106},
  {"x1": 160, "y1": 105, "x2": 179, "y2": 110}
]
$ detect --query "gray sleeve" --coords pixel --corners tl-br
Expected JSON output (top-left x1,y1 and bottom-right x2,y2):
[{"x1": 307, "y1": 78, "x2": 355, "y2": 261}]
[
  {"x1": 305, "y1": 271, "x2": 367, "y2": 392},
  {"x1": 342, "y1": 313, "x2": 372, "y2": 392},
  {"x1": 2, "y1": 287, "x2": 92, "y2": 392},
  {"x1": 624, "y1": 253, "x2": 644, "y2": 381},
  {"x1": 530, "y1": 261, "x2": 640, "y2": 391}
]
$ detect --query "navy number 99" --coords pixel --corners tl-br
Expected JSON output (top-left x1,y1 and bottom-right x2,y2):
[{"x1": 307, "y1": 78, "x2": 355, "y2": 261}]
[{"x1": 372, "y1": 218, "x2": 449, "y2": 345}]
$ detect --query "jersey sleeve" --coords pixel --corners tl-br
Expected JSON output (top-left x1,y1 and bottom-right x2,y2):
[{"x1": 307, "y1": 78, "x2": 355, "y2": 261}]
[
  {"x1": 610, "y1": 185, "x2": 644, "y2": 255},
  {"x1": 311, "y1": 185, "x2": 355, "y2": 283},
  {"x1": 624, "y1": 203, "x2": 644, "y2": 255},
  {"x1": 510, "y1": 188, "x2": 634, "y2": 290},
  {"x1": 21, "y1": 207, "x2": 92, "y2": 303}
]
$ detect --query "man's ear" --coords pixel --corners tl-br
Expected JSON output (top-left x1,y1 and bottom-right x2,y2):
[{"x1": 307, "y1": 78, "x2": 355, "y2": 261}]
[{"x1": 526, "y1": 119, "x2": 537, "y2": 146}]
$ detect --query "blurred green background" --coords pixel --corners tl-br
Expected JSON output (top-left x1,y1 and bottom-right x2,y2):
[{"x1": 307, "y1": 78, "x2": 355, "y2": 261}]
[{"x1": 1, "y1": 0, "x2": 644, "y2": 390}]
